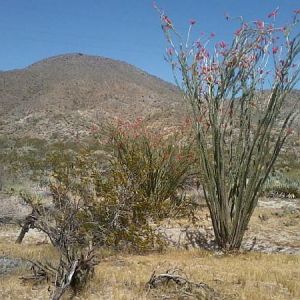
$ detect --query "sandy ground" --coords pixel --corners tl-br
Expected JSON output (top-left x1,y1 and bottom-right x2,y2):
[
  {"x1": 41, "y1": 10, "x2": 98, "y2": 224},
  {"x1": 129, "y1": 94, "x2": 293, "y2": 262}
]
[
  {"x1": 0, "y1": 192, "x2": 299, "y2": 299},
  {"x1": 0, "y1": 190, "x2": 299, "y2": 254}
]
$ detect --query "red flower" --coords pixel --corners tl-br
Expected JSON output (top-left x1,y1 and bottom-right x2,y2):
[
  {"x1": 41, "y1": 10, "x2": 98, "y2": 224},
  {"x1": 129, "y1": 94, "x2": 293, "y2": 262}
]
[
  {"x1": 206, "y1": 75, "x2": 214, "y2": 84},
  {"x1": 219, "y1": 41, "x2": 227, "y2": 48},
  {"x1": 255, "y1": 20, "x2": 265, "y2": 30},
  {"x1": 189, "y1": 19, "x2": 196, "y2": 25},
  {"x1": 272, "y1": 47, "x2": 279, "y2": 54},
  {"x1": 268, "y1": 8, "x2": 279, "y2": 19},
  {"x1": 196, "y1": 48, "x2": 209, "y2": 61},
  {"x1": 195, "y1": 51, "x2": 202, "y2": 61},
  {"x1": 210, "y1": 32, "x2": 216, "y2": 38},
  {"x1": 162, "y1": 15, "x2": 173, "y2": 28},
  {"x1": 166, "y1": 47, "x2": 174, "y2": 56},
  {"x1": 235, "y1": 23, "x2": 248, "y2": 36},
  {"x1": 235, "y1": 27, "x2": 243, "y2": 36},
  {"x1": 280, "y1": 26, "x2": 287, "y2": 32}
]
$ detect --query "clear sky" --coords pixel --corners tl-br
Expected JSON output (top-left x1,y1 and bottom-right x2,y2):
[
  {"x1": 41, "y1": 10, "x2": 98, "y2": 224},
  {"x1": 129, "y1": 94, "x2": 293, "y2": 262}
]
[{"x1": 0, "y1": 0, "x2": 299, "y2": 83}]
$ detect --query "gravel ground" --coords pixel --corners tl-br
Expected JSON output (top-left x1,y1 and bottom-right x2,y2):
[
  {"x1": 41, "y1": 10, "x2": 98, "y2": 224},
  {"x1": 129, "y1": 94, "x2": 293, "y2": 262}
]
[
  {"x1": 0, "y1": 256, "x2": 31, "y2": 276},
  {"x1": 0, "y1": 193, "x2": 31, "y2": 224},
  {"x1": 0, "y1": 190, "x2": 299, "y2": 255}
]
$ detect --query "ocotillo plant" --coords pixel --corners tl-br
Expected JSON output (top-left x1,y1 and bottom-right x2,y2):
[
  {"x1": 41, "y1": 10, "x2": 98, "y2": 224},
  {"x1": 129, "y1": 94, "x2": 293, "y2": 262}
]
[{"x1": 157, "y1": 6, "x2": 300, "y2": 250}]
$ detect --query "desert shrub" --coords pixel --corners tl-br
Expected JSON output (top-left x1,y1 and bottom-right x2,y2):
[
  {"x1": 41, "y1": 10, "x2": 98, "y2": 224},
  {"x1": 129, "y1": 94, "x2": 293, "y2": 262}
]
[
  {"x1": 19, "y1": 120, "x2": 193, "y2": 252},
  {"x1": 107, "y1": 119, "x2": 194, "y2": 219},
  {"x1": 20, "y1": 185, "x2": 99, "y2": 300},
  {"x1": 263, "y1": 171, "x2": 300, "y2": 198},
  {"x1": 1, "y1": 134, "x2": 107, "y2": 184},
  {"x1": 0, "y1": 136, "x2": 50, "y2": 181},
  {"x1": 275, "y1": 150, "x2": 300, "y2": 173}
]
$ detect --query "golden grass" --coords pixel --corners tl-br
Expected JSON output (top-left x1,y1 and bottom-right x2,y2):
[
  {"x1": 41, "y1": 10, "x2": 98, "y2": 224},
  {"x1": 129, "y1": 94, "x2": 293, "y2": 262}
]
[
  {"x1": 0, "y1": 239, "x2": 299, "y2": 300},
  {"x1": 0, "y1": 226, "x2": 58, "y2": 262},
  {"x1": 0, "y1": 201, "x2": 299, "y2": 300},
  {"x1": 89, "y1": 250, "x2": 300, "y2": 300}
]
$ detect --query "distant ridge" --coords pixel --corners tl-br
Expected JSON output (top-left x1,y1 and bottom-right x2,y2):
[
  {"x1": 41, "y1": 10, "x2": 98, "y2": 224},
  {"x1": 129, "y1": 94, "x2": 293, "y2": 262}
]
[
  {"x1": 0, "y1": 53, "x2": 185, "y2": 139},
  {"x1": 0, "y1": 53, "x2": 299, "y2": 140}
]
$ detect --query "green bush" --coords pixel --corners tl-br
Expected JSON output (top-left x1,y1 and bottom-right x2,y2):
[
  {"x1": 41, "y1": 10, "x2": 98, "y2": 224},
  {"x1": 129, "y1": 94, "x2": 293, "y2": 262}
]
[
  {"x1": 107, "y1": 119, "x2": 193, "y2": 219},
  {"x1": 263, "y1": 172, "x2": 300, "y2": 198},
  {"x1": 21, "y1": 120, "x2": 193, "y2": 252}
]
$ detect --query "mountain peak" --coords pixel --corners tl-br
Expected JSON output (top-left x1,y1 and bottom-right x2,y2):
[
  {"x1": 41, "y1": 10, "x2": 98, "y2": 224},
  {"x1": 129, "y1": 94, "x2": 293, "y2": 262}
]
[{"x1": 0, "y1": 54, "x2": 184, "y2": 139}]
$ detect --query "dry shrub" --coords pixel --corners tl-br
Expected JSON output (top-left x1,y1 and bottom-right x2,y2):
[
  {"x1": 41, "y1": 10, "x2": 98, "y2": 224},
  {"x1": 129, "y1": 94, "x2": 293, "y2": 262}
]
[
  {"x1": 16, "y1": 120, "x2": 194, "y2": 298},
  {"x1": 263, "y1": 171, "x2": 300, "y2": 198},
  {"x1": 107, "y1": 119, "x2": 194, "y2": 219},
  {"x1": 19, "y1": 119, "x2": 194, "y2": 252}
]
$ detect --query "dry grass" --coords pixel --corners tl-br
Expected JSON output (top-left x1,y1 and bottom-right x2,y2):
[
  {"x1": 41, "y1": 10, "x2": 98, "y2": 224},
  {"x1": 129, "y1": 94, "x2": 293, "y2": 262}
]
[
  {"x1": 0, "y1": 195, "x2": 299, "y2": 300},
  {"x1": 86, "y1": 250, "x2": 300, "y2": 300},
  {"x1": 0, "y1": 230, "x2": 299, "y2": 300},
  {"x1": 245, "y1": 205, "x2": 300, "y2": 248},
  {"x1": 158, "y1": 196, "x2": 300, "y2": 253}
]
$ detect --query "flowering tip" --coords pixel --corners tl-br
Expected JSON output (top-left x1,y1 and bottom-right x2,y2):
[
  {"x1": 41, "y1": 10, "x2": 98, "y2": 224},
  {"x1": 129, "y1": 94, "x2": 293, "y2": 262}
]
[
  {"x1": 189, "y1": 18, "x2": 196, "y2": 25},
  {"x1": 219, "y1": 41, "x2": 227, "y2": 48},
  {"x1": 255, "y1": 20, "x2": 265, "y2": 29},
  {"x1": 294, "y1": 9, "x2": 300, "y2": 14},
  {"x1": 267, "y1": 8, "x2": 279, "y2": 19},
  {"x1": 166, "y1": 47, "x2": 174, "y2": 56},
  {"x1": 235, "y1": 27, "x2": 243, "y2": 36},
  {"x1": 272, "y1": 46, "x2": 279, "y2": 54},
  {"x1": 162, "y1": 15, "x2": 173, "y2": 27}
]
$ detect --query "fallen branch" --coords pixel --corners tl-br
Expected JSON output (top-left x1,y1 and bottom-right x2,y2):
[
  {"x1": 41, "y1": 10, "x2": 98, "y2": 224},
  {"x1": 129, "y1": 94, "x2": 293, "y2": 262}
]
[
  {"x1": 146, "y1": 268, "x2": 220, "y2": 299},
  {"x1": 20, "y1": 260, "x2": 51, "y2": 283}
]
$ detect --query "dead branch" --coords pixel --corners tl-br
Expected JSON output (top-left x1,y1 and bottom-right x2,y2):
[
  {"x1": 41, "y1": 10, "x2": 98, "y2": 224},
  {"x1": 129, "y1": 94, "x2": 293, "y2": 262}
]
[
  {"x1": 51, "y1": 260, "x2": 78, "y2": 300},
  {"x1": 51, "y1": 248, "x2": 99, "y2": 300},
  {"x1": 20, "y1": 260, "x2": 51, "y2": 283},
  {"x1": 146, "y1": 268, "x2": 220, "y2": 299},
  {"x1": 16, "y1": 209, "x2": 38, "y2": 244}
]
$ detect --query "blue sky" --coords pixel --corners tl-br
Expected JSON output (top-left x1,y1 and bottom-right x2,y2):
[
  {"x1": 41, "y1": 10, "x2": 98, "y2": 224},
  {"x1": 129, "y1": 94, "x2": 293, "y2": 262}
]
[{"x1": 0, "y1": 0, "x2": 299, "y2": 83}]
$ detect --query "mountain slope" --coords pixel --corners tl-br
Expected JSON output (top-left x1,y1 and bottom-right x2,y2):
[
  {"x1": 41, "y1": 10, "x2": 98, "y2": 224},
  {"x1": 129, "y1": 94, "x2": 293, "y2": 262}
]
[
  {"x1": 0, "y1": 53, "x2": 299, "y2": 140},
  {"x1": 0, "y1": 53, "x2": 185, "y2": 139}
]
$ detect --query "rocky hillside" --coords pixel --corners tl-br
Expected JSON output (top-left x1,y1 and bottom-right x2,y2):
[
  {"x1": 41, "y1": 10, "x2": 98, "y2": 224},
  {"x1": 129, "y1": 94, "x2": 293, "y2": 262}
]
[
  {"x1": 0, "y1": 53, "x2": 185, "y2": 139},
  {"x1": 0, "y1": 53, "x2": 299, "y2": 141}
]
